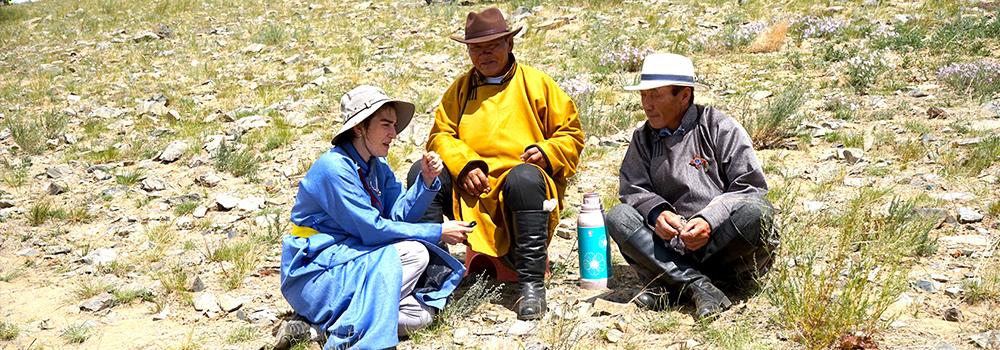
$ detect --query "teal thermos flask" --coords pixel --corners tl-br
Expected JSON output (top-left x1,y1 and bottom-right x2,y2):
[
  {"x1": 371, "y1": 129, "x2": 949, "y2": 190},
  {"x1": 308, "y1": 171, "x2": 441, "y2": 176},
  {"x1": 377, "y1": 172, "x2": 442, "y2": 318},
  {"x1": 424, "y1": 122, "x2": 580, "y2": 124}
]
[{"x1": 578, "y1": 192, "x2": 610, "y2": 289}]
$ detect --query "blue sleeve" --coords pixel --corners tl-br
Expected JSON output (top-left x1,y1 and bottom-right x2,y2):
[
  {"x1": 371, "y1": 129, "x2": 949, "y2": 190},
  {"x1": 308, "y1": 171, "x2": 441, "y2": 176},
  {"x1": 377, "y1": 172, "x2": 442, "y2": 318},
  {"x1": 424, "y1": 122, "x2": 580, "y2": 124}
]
[
  {"x1": 300, "y1": 156, "x2": 441, "y2": 246},
  {"x1": 377, "y1": 160, "x2": 441, "y2": 223}
]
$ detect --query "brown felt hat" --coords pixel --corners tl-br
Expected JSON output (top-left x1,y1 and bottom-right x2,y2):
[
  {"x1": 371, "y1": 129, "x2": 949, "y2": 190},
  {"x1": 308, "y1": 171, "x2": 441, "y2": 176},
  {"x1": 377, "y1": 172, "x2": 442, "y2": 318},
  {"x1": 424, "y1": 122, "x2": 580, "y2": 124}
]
[{"x1": 450, "y1": 7, "x2": 522, "y2": 44}]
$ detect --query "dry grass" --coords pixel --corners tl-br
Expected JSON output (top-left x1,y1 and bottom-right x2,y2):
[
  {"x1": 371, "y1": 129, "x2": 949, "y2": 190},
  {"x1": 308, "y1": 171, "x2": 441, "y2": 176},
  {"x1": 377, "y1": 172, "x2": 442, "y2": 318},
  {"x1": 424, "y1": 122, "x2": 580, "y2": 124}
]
[{"x1": 748, "y1": 21, "x2": 789, "y2": 53}]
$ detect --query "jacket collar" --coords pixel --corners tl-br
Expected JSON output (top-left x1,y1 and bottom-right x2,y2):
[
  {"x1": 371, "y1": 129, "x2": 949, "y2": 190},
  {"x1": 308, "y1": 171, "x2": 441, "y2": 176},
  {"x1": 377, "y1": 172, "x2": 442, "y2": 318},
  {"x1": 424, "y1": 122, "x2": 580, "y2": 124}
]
[
  {"x1": 646, "y1": 103, "x2": 699, "y2": 139},
  {"x1": 470, "y1": 54, "x2": 518, "y2": 87}
]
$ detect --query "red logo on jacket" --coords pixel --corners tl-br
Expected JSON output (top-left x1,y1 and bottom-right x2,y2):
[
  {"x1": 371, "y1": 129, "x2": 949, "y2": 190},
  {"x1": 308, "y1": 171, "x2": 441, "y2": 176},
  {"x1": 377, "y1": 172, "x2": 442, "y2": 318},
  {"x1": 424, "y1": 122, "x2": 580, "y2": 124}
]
[{"x1": 689, "y1": 155, "x2": 709, "y2": 172}]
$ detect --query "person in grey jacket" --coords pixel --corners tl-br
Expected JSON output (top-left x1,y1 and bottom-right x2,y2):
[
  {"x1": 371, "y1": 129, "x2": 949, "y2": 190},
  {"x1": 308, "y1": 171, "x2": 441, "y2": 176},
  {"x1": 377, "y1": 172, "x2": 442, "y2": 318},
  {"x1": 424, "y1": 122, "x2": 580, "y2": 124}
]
[{"x1": 606, "y1": 53, "x2": 777, "y2": 321}]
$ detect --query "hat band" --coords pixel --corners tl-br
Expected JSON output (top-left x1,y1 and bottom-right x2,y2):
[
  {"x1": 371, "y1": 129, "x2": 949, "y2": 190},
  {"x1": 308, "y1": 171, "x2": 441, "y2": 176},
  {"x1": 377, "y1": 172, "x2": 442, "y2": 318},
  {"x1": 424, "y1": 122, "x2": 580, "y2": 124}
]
[
  {"x1": 349, "y1": 97, "x2": 390, "y2": 119},
  {"x1": 466, "y1": 27, "x2": 509, "y2": 40},
  {"x1": 640, "y1": 74, "x2": 695, "y2": 83}
]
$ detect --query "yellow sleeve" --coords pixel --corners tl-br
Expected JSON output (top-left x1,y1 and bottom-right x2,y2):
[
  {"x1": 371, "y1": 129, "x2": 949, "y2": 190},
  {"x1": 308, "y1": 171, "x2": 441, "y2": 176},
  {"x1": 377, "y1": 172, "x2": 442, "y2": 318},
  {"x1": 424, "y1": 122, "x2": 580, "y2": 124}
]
[
  {"x1": 426, "y1": 73, "x2": 487, "y2": 180},
  {"x1": 532, "y1": 74, "x2": 585, "y2": 180}
]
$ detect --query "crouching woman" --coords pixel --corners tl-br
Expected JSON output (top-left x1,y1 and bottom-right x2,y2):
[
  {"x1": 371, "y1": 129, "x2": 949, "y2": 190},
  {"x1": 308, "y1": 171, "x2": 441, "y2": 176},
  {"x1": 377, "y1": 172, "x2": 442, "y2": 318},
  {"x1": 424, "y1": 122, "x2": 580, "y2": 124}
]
[{"x1": 280, "y1": 85, "x2": 472, "y2": 349}]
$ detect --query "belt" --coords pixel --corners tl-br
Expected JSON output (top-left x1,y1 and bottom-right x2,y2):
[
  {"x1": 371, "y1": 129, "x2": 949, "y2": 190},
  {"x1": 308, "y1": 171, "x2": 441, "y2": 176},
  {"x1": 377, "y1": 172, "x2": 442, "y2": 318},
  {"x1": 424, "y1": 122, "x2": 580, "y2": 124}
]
[{"x1": 290, "y1": 224, "x2": 319, "y2": 238}]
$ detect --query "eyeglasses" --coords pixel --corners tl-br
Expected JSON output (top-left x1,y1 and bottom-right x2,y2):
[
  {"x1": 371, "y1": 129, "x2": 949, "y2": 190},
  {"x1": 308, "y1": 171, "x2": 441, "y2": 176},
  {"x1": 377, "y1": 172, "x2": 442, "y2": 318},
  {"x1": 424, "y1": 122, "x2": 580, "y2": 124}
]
[{"x1": 467, "y1": 40, "x2": 506, "y2": 54}]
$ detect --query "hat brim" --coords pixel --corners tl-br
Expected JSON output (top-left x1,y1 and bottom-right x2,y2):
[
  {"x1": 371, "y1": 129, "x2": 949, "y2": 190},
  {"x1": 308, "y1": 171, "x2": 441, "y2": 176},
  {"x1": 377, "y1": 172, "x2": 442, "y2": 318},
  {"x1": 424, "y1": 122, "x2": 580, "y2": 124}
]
[
  {"x1": 623, "y1": 80, "x2": 707, "y2": 91},
  {"x1": 334, "y1": 100, "x2": 416, "y2": 141},
  {"x1": 450, "y1": 27, "x2": 522, "y2": 44}
]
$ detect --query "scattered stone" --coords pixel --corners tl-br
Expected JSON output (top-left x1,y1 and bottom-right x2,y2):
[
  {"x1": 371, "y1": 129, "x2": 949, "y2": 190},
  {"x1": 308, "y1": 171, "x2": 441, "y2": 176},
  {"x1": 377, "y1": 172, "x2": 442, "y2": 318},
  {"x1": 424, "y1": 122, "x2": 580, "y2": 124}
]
[
  {"x1": 958, "y1": 207, "x2": 984, "y2": 224},
  {"x1": 939, "y1": 235, "x2": 991, "y2": 247},
  {"x1": 203, "y1": 135, "x2": 224, "y2": 155},
  {"x1": 945, "y1": 286, "x2": 963, "y2": 297},
  {"x1": 452, "y1": 327, "x2": 469, "y2": 345},
  {"x1": 16, "y1": 248, "x2": 39, "y2": 257},
  {"x1": 983, "y1": 101, "x2": 1000, "y2": 117},
  {"x1": 934, "y1": 192, "x2": 976, "y2": 202},
  {"x1": 193, "y1": 206, "x2": 208, "y2": 218},
  {"x1": 971, "y1": 330, "x2": 1000, "y2": 349},
  {"x1": 140, "y1": 178, "x2": 167, "y2": 192},
  {"x1": 750, "y1": 90, "x2": 772, "y2": 100},
  {"x1": 157, "y1": 141, "x2": 189, "y2": 163},
  {"x1": 242, "y1": 43, "x2": 265, "y2": 54},
  {"x1": 804, "y1": 200, "x2": 826, "y2": 213},
  {"x1": 48, "y1": 181, "x2": 69, "y2": 195},
  {"x1": 80, "y1": 293, "x2": 115, "y2": 312},
  {"x1": 46, "y1": 165, "x2": 71, "y2": 179},
  {"x1": 912, "y1": 279, "x2": 940, "y2": 293},
  {"x1": 933, "y1": 342, "x2": 958, "y2": 350},
  {"x1": 927, "y1": 107, "x2": 948, "y2": 119},
  {"x1": 836, "y1": 148, "x2": 864, "y2": 164},
  {"x1": 175, "y1": 274, "x2": 201, "y2": 292},
  {"x1": 45, "y1": 245, "x2": 71, "y2": 255},
  {"x1": 131, "y1": 30, "x2": 161, "y2": 42},
  {"x1": 237, "y1": 197, "x2": 265, "y2": 212},
  {"x1": 282, "y1": 54, "x2": 301, "y2": 65},
  {"x1": 507, "y1": 320, "x2": 534, "y2": 336},
  {"x1": 196, "y1": 172, "x2": 222, "y2": 187},
  {"x1": 193, "y1": 292, "x2": 221, "y2": 313},
  {"x1": 605, "y1": 328, "x2": 624, "y2": 343},
  {"x1": 843, "y1": 177, "x2": 865, "y2": 187},
  {"x1": 591, "y1": 299, "x2": 631, "y2": 316},
  {"x1": 218, "y1": 294, "x2": 244, "y2": 312},
  {"x1": 239, "y1": 308, "x2": 278, "y2": 324},
  {"x1": 930, "y1": 273, "x2": 950, "y2": 282},
  {"x1": 215, "y1": 194, "x2": 239, "y2": 211},
  {"x1": 915, "y1": 208, "x2": 950, "y2": 228},
  {"x1": 944, "y1": 307, "x2": 963, "y2": 322},
  {"x1": 82, "y1": 248, "x2": 117, "y2": 266},
  {"x1": 231, "y1": 115, "x2": 269, "y2": 135},
  {"x1": 0, "y1": 200, "x2": 14, "y2": 209},
  {"x1": 152, "y1": 306, "x2": 170, "y2": 321}
]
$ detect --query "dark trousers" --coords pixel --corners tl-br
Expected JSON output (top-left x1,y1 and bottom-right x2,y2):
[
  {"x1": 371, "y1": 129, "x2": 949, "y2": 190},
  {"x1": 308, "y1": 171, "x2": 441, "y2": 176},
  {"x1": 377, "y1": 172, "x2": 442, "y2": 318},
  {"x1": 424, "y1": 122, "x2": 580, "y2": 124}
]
[
  {"x1": 405, "y1": 162, "x2": 548, "y2": 223},
  {"x1": 605, "y1": 196, "x2": 778, "y2": 289}
]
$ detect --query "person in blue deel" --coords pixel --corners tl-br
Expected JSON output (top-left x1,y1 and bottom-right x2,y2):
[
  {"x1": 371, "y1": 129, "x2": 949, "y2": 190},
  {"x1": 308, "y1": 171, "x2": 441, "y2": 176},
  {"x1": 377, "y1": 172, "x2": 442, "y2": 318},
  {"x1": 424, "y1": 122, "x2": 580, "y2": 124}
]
[{"x1": 279, "y1": 85, "x2": 473, "y2": 349}]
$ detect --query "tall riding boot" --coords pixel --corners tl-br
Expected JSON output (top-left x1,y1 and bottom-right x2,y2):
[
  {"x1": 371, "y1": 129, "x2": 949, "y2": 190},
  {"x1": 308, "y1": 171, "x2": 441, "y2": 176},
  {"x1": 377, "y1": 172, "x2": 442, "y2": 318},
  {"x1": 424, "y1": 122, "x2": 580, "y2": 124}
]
[
  {"x1": 511, "y1": 210, "x2": 549, "y2": 320},
  {"x1": 617, "y1": 226, "x2": 732, "y2": 320}
]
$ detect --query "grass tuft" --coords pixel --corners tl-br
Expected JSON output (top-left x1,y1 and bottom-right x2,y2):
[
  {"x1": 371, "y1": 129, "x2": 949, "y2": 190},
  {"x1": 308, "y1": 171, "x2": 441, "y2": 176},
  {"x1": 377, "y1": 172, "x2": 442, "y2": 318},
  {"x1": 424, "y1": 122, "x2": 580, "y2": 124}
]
[
  {"x1": 28, "y1": 200, "x2": 67, "y2": 226},
  {"x1": 0, "y1": 320, "x2": 18, "y2": 341},
  {"x1": 739, "y1": 87, "x2": 807, "y2": 149},
  {"x1": 215, "y1": 140, "x2": 260, "y2": 180},
  {"x1": 61, "y1": 322, "x2": 93, "y2": 344}
]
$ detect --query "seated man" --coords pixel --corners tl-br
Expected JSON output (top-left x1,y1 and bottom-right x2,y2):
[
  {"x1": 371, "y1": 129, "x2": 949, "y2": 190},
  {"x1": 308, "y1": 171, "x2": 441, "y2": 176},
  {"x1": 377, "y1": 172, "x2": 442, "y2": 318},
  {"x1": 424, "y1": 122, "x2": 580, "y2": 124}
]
[
  {"x1": 406, "y1": 7, "x2": 584, "y2": 320},
  {"x1": 606, "y1": 53, "x2": 778, "y2": 321}
]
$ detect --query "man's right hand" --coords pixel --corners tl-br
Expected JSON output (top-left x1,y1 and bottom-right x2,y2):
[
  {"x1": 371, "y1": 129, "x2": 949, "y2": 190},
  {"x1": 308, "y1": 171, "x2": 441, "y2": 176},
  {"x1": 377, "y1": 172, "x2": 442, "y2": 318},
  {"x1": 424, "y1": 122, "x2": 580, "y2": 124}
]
[
  {"x1": 459, "y1": 168, "x2": 491, "y2": 196},
  {"x1": 653, "y1": 211, "x2": 685, "y2": 241},
  {"x1": 440, "y1": 221, "x2": 473, "y2": 245}
]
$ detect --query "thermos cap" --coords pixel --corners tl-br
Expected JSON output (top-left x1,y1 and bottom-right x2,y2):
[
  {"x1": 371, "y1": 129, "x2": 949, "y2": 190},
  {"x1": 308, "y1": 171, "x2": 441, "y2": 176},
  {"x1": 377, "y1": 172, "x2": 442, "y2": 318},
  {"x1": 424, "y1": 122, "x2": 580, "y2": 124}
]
[{"x1": 582, "y1": 192, "x2": 601, "y2": 211}]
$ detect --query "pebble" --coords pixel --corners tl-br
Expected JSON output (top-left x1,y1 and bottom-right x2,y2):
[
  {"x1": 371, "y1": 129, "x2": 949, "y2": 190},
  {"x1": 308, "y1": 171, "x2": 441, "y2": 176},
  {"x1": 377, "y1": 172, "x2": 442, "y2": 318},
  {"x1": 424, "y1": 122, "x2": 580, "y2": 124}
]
[
  {"x1": 507, "y1": 320, "x2": 534, "y2": 336},
  {"x1": 934, "y1": 192, "x2": 975, "y2": 202},
  {"x1": 957, "y1": 207, "x2": 984, "y2": 224},
  {"x1": 238, "y1": 197, "x2": 265, "y2": 212},
  {"x1": 912, "y1": 279, "x2": 940, "y2": 293},
  {"x1": 193, "y1": 292, "x2": 221, "y2": 313},
  {"x1": 140, "y1": 178, "x2": 167, "y2": 192},
  {"x1": 46, "y1": 165, "x2": 72, "y2": 179},
  {"x1": 187, "y1": 276, "x2": 206, "y2": 292},
  {"x1": 930, "y1": 273, "x2": 949, "y2": 282},
  {"x1": 48, "y1": 181, "x2": 69, "y2": 195},
  {"x1": 750, "y1": 90, "x2": 772, "y2": 100},
  {"x1": 218, "y1": 294, "x2": 243, "y2": 312},
  {"x1": 80, "y1": 293, "x2": 115, "y2": 312},
  {"x1": 944, "y1": 286, "x2": 962, "y2": 297},
  {"x1": 193, "y1": 206, "x2": 208, "y2": 218},
  {"x1": 82, "y1": 248, "x2": 117, "y2": 266},
  {"x1": 971, "y1": 330, "x2": 1000, "y2": 349},
  {"x1": 196, "y1": 172, "x2": 222, "y2": 187},
  {"x1": 215, "y1": 194, "x2": 239, "y2": 211},
  {"x1": 804, "y1": 200, "x2": 826, "y2": 213},
  {"x1": 944, "y1": 307, "x2": 963, "y2": 322},
  {"x1": 157, "y1": 141, "x2": 188, "y2": 163}
]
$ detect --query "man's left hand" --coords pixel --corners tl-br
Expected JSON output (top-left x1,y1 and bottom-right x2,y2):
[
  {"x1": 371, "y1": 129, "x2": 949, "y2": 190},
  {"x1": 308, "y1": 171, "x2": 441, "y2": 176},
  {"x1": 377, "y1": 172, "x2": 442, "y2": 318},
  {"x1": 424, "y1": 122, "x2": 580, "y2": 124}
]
[
  {"x1": 679, "y1": 217, "x2": 711, "y2": 251},
  {"x1": 520, "y1": 147, "x2": 548, "y2": 169}
]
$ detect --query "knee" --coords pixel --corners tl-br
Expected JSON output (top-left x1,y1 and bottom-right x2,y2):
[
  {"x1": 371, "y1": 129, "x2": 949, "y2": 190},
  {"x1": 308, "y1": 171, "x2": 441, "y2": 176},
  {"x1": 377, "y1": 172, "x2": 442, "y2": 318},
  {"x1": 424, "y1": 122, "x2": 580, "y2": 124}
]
[
  {"x1": 506, "y1": 164, "x2": 546, "y2": 189},
  {"x1": 606, "y1": 204, "x2": 642, "y2": 244},
  {"x1": 730, "y1": 197, "x2": 776, "y2": 240},
  {"x1": 397, "y1": 241, "x2": 430, "y2": 269}
]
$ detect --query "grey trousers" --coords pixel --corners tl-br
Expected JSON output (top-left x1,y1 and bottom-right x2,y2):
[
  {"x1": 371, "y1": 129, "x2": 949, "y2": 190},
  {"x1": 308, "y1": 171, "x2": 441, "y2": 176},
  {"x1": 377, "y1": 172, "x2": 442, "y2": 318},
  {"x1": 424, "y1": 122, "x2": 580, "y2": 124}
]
[
  {"x1": 606, "y1": 196, "x2": 778, "y2": 289},
  {"x1": 394, "y1": 241, "x2": 436, "y2": 336}
]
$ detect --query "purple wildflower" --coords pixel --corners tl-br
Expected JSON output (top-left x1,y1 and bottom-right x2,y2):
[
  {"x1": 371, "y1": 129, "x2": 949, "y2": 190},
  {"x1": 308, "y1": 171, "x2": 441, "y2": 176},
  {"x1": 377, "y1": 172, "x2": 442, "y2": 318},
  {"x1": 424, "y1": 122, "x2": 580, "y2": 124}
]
[
  {"x1": 937, "y1": 60, "x2": 1000, "y2": 96},
  {"x1": 796, "y1": 16, "x2": 846, "y2": 39},
  {"x1": 599, "y1": 44, "x2": 652, "y2": 72}
]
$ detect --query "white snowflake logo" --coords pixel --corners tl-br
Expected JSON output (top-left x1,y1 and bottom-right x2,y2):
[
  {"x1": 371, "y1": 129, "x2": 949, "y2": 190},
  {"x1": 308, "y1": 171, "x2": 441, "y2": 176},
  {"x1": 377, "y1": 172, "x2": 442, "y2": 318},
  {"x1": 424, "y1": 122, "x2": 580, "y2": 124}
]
[{"x1": 582, "y1": 252, "x2": 607, "y2": 277}]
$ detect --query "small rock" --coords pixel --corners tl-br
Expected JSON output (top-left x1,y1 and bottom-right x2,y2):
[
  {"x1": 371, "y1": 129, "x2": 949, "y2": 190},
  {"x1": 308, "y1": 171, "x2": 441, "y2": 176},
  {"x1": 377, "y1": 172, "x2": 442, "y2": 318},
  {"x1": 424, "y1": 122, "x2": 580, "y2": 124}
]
[
  {"x1": 193, "y1": 292, "x2": 221, "y2": 313},
  {"x1": 930, "y1": 273, "x2": 950, "y2": 282},
  {"x1": 152, "y1": 306, "x2": 170, "y2": 321},
  {"x1": 48, "y1": 181, "x2": 69, "y2": 195},
  {"x1": 452, "y1": 327, "x2": 469, "y2": 345},
  {"x1": 238, "y1": 197, "x2": 265, "y2": 212},
  {"x1": 843, "y1": 177, "x2": 865, "y2": 187},
  {"x1": 927, "y1": 107, "x2": 948, "y2": 119},
  {"x1": 131, "y1": 30, "x2": 161, "y2": 42},
  {"x1": 46, "y1": 165, "x2": 71, "y2": 179},
  {"x1": 203, "y1": 135, "x2": 224, "y2": 155},
  {"x1": 934, "y1": 192, "x2": 975, "y2": 202},
  {"x1": 157, "y1": 141, "x2": 189, "y2": 163},
  {"x1": 750, "y1": 90, "x2": 772, "y2": 100},
  {"x1": 16, "y1": 248, "x2": 40, "y2": 257},
  {"x1": 282, "y1": 54, "x2": 301, "y2": 65},
  {"x1": 83, "y1": 248, "x2": 117, "y2": 266},
  {"x1": 187, "y1": 276, "x2": 206, "y2": 292},
  {"x1": 943, "y1": 307, "x2": 962, "y2": 322},
  {"x1": 971, "y1": 330, "x2": 1000, "y2": 349},
  {"x1": 932, "y1": 342, "x2": 957, "y2": 350},
  {"x1": 957, "y1": 207, "x2": 984, "y2": 224},
  {"x1": 80, "y1": 293, "x2": 115, "y2": 312},
  {"x1": 46, "y1": 245, "x2": 71, "y2": 255},
  {"x1": 605, "y1": 328, "x2": 624, "y2": 343},
  {"x1": 507, "y1": 320, "x2": 534, "y2": 336},
  {"x1": 983, "y1": 101, "x2": 1000, "y2": 117},
  {"x1": 804, "y1": 200, "x2": 825, "y2": 213},
  {"x1": 837, "y1": 148, "x2": 864, "y2": 164},
  {"x1": 231, "y1": 115, "x2": 269, "y2": 135},
  {"x1": 591, "y1": 299, "x2": 631, "y2": 316},
  {"x1": 242, "y1": 43, "x2": 265, "y2": 54},
  {"x1": 193, "y1": 206, "x2": 208, "y2": 218},
  {"x1": 218, "y1": 294, "x2": 243, "y2": 312},
  {"x1": 0, "y1": 200, "x2": 14, "y2": 209},
  {"x1": 912, "y1": 279, "x2": 940, "y2": 293},
  {"x1": 140, "y1": 178, "x2": 167, "y2": 192},
  {"x1": 945, "y1": 286, "x2": 962, "y2": 297},
  {"x1": 196, "y1": 172, "x2": 222, "y2": 187},
  {"x1": 240, "y1": 308, "x2": 278, "y2": 324},
  {"x1": 215, "y1": 194, "x2": 239, "y2": 211}
]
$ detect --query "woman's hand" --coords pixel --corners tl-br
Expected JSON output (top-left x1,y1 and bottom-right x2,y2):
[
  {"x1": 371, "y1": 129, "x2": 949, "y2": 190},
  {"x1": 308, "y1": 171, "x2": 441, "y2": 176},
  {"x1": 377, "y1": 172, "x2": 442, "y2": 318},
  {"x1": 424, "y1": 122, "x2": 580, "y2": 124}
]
[
  {"x1": 421, "y1": 151, "x2": 443, "y2": 188},
  {"x1": 440, "y1": 220, "x2": 473, "y2": 245}
]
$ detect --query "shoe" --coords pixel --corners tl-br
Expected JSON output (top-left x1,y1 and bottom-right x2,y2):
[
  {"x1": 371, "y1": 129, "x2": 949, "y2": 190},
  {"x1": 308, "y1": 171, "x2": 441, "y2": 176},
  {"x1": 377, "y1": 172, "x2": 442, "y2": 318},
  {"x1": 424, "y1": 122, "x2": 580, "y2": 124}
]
[
  {"x1": 273, "y1": 319, "x2": 324, "y2": 350},
  {"x1": 633, "y1": 287, "x2": 671, "y2": 311},
  {"x1": 686, "y1": 279, "x2": 732, "y2": 321},
  {"x1": 510, "y1": 209, "x2": 550, "y2": 320}
]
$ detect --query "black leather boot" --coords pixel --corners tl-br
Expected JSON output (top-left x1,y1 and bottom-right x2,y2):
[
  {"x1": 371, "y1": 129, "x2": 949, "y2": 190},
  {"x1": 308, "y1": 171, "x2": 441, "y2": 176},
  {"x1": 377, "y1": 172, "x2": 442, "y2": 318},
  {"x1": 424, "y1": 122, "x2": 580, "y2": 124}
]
[
  {"x1": 511, "y1": 209, "x2": 549, "y2": 320},
  {"x1": 617, "y1": 226, "x2": 731, "y2": 320}
]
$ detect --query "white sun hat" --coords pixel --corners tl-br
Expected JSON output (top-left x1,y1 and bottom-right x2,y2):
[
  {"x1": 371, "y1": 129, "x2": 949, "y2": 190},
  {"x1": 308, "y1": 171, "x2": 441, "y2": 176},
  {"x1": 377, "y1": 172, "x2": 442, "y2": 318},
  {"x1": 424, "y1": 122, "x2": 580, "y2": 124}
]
[
  {"x1": 624, "y1": 53, "x2": 707, "y2": 91},
  {"x1": 334, "y1": 85, "x2": 415, "y2": 142}
]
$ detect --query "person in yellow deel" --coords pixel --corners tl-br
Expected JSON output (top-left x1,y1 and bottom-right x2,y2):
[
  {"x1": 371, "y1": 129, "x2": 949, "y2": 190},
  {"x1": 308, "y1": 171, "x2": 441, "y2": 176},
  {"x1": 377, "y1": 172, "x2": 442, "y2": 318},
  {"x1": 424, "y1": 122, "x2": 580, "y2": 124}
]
[{"x1": 406, "y1": 7, "x2": 584, "y2": 320}]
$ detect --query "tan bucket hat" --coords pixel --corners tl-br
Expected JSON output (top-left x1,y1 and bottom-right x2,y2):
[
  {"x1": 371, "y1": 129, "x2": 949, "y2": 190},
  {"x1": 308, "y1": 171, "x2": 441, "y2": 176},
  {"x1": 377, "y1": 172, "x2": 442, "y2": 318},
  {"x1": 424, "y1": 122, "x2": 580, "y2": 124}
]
[{"x1": 334, "y1": 85, "x2": 415, "y2": 142}]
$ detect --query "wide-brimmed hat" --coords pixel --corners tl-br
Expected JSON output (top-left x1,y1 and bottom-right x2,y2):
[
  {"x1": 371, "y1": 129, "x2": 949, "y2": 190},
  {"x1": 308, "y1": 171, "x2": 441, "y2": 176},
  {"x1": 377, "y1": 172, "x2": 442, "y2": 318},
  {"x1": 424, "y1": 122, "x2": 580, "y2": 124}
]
[
  {"x1": 450, "y1": 7, "x2": 522, "y2": 44},
  {"x1": 624, "y1": 53, "x2": 707, "y2": 91},
  {"x1": 334, "y1": 85, "x2": 415, "y2": 141}
]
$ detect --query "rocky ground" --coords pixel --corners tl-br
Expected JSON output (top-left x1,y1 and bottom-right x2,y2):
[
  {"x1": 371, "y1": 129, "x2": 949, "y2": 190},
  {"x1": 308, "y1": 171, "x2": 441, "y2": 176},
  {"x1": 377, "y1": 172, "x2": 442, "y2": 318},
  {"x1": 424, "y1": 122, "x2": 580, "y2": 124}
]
[{"x1": 1, "y1": 0, "x2": 1000, "y2": 349}]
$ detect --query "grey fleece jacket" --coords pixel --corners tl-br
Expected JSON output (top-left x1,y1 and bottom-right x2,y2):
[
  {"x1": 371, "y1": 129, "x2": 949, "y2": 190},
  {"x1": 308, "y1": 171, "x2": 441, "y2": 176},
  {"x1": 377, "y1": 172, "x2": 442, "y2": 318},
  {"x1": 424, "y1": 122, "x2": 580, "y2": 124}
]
[{"x1": 618, "y1": 103, "x2": 768, "y2": 231}]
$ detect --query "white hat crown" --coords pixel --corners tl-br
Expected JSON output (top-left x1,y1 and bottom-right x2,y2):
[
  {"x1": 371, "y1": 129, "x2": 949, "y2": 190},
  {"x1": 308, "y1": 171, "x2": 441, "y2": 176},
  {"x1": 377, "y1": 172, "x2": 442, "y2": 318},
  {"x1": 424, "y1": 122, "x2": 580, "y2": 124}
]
[{"x1": 624, "y1": 53, "x2": 703, "y2": 91}]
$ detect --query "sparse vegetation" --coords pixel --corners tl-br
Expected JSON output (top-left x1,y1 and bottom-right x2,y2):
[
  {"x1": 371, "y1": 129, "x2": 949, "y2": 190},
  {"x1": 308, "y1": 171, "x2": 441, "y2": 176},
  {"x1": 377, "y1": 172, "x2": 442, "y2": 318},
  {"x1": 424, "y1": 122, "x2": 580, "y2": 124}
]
[
  {"x1": 738, "y1": 87, "x2": 807, "y2": 149},
  {"x1": 214, "y1": 140, "x2": 260, "y2": 180},
  {"x1": 61, "y1": 322, "x2": 93, "y2": 344},
  {"x1": 28, "y1": 200, "x2": 67, "y2": 226},
  {"x1": 0, "y1": 320, "x2": 18, "y2": 341}
]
